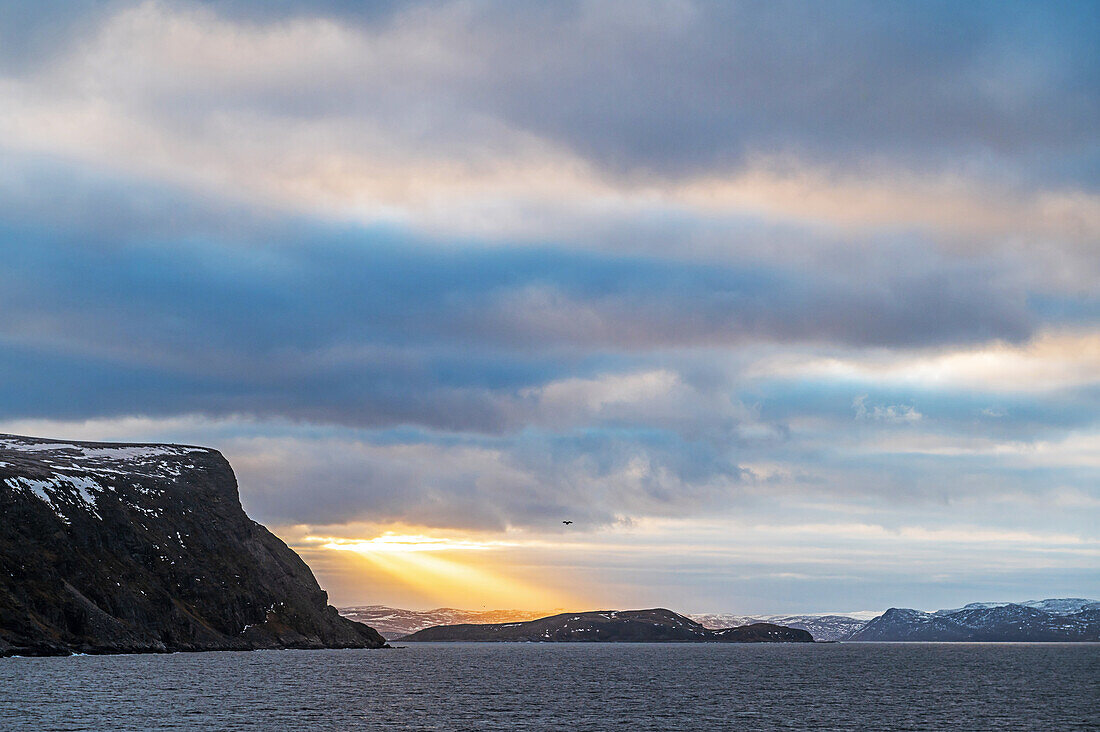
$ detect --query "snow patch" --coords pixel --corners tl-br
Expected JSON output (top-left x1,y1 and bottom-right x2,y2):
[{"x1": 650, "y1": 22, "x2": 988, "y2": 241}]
[
  {"x1": 0, "y1": 439, "x2": 206, "y2": 461},
  {"x1": 5, "y1": 477, "x2": 68, "y2": 523},
  {"x1": 3, "y1": 474, "x2": 105, "y2": 521}
]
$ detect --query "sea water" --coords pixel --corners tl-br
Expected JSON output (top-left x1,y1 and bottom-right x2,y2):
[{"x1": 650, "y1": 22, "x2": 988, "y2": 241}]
[{"x1": 1, "y1": 642, "x2": 1096, "y2": 730}]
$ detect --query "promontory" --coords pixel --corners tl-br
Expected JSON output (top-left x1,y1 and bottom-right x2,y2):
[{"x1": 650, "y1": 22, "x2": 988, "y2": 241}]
[{"x1": 0, "y1": 434, "x2": 386, "y2": 656}]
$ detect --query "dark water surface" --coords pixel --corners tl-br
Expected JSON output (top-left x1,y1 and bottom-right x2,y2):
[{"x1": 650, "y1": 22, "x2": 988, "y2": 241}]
[{"x1": 1, "y1": 643, "x2": 1097, "y2": 730}]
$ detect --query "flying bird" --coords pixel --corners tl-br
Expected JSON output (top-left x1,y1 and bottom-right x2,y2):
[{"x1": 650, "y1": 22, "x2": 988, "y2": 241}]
[{"x1": 562, "y1": 520, "x2": 573, "y2": 525}]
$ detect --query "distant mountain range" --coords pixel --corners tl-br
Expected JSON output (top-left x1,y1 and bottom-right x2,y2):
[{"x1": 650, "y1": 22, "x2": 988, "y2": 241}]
[
  {"x1": 339, "y1": 606, "x2": 550, "y2": 640},
  {"x1": 931, "y1": 598, "x2": 1098, "y2": 617},
  {"x1": 688, "y1": 613, "x2": 872, "y2": 642},
  {"x1": 342, "y1": 599, "x2": 1100, "y2": 643},
  {"x1": 400, "y1": 608, "x2": 814, "y2": 643},
  {"x1": 850, "y1": 599, "x2": 1100, "y2": 642},
  {"x1": 340, "y1": 606, "x2": 875, "y2": 641}
]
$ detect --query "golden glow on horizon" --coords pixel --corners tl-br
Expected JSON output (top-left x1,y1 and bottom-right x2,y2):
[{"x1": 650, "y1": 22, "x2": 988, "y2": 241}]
[
  {"x1": 311, "y1": 531, "x2": 574, "y2": 609},
  {"x1": 315, "y1": 532, "x2": 513, "y2": 553}
]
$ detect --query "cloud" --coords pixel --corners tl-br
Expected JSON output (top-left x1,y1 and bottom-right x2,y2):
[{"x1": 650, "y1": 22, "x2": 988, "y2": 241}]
[
  {"x1": 0, "y1": 171, "x2": 1042, "y2": 434},
  {"x1": 0, "y1": 0, "x2": 1096, "y2": 288},
  {"x1": 0, "y1": 1, "x2": 1097, "y2": 607},
  {"x1": 853, "y1": 395, "x2": 923, "y2": 424},
  {"x1": 768, "y1": 330, "x2": 1100, "y2": 393},
  {"x1": 179, "y1": 426, "x2": 750, "y2": 530}
]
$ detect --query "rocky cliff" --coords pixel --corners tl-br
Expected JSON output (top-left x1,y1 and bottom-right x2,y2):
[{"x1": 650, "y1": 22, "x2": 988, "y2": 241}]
[
  {"x1": 401, "y1": 608, "x2": 814, "y2": 642},
  {"x1": 0, "y1": 434, "x2": 386, "y2": 656}
]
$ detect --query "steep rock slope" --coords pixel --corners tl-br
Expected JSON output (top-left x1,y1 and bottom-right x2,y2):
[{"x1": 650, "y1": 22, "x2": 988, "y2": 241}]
[
  {"x1": 0, "y1": 434, "x2": 386, "y2": 656},
  {"x1": 401, "y1": 608, "x2": 814, "y2": 642}
]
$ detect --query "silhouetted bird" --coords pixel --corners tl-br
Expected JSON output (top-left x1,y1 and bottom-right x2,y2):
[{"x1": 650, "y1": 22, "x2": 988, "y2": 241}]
[{"x1": 562, "y1": 520, "x2": 573, "y2": 525}]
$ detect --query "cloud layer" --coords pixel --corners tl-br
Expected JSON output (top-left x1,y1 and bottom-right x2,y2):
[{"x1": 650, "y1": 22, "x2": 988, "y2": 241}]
[{"x1": 0, "y1": 0, "x2": 1096, "y2": 609}]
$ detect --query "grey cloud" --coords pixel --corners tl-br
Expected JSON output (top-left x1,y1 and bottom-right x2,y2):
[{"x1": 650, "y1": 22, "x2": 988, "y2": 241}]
[
  {"x1": 0, "y1": 154, "x2": 1046, "y2": 444},
  {"x1": 223, "y1": 1, "x2": 1099, "y2": 184},
  {"x1": 229, "y1": 427, "x2": 749, "y2": 530},
  {"x1": 0, "y1": 215, "x2": 1034, "y2": 431},
  {"x1": 7, "y1": 1, "x2": 1095, "y2": 187}
]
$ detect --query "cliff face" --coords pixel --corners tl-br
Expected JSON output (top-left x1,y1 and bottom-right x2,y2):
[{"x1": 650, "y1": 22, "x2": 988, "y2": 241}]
[
  {"x1": 401, "y1": 608, "x2": 815, "y2": 642},
  {"x1": 0, "y1": 434, "x2": 386, "y2": 656}
]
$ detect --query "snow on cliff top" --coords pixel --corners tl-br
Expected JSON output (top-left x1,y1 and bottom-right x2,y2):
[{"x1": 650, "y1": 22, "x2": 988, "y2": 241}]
[
  {"x1": 0, "y1": 435, "x2": 213, "y2": 525},
  {"x1": 0, "y1": 436, "x2": 210, "y2": 461}
]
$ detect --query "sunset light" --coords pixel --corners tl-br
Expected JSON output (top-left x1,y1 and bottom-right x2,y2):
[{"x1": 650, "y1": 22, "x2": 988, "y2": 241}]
[
  {"x1": 317, "y1": 533, "x2": 509, "y2": 554},
  {"x1": 313, "y1": 533, "x2": 570, "y2": 610},
  {"x1": 1, "y1": 1, "x2": 1097, "y2": 727}
]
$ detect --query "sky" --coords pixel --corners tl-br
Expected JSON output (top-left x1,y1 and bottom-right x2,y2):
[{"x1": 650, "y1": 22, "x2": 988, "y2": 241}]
[{"x1": 0, "y1": 0, "x2": 1097, "y2": 614}]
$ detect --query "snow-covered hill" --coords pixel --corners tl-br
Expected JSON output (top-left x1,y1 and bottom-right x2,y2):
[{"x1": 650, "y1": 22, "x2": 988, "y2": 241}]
[
  {"x1": 933, "y1": 598, "x2": 1099, "y2": 616},
  {"x1": 851, "y1": 599, "x2": 1100, "y2": 642},
  {"x1": 688, "y1": 613, "x2": 875, "y2": 641}
]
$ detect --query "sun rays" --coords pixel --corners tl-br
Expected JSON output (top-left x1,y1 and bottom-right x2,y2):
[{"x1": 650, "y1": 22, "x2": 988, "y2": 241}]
[{"x1": 312, "y1": 532, "x2": 572, "y2": 610}]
